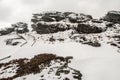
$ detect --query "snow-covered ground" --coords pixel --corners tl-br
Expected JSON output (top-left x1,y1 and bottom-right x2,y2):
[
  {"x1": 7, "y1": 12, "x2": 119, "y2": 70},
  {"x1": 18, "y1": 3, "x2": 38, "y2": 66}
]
[{"x1": 0, "y1": 31, "x2": 120, "y2": 80}]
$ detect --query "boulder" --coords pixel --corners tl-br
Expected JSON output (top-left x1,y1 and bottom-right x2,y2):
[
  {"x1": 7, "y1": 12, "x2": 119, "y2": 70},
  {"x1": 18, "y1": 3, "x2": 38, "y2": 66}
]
[
  {"x1": 33, "y1": 22, "x2": 70, "y2": 34},
  {"x1": 31, "y1": 11, "x2": 95, "y2": 34},
  {"x1": 68, "y1": 13, "x2": 92, "y2": 23},
  {"x1": 41, "y1": 16, "x2": 55, "y2": 22},
  {"x1": 12, "y1": 22, "x2": 29, "y2": 34},
  {"x1": 0, "y1": 27, "x2": 14, "y2": 36},
  {"x1": 76, "y1": 23, "x2": 105, "y2": 34},
  {"x1": 103, "y1": 11, "x2": 120, "y2": 23},
  {"x1": 31, "y1": 12, "x2": 92, "y2": 24},
  {"x1": 31, "y1": 12, "x2": 65, "y2": 23}
]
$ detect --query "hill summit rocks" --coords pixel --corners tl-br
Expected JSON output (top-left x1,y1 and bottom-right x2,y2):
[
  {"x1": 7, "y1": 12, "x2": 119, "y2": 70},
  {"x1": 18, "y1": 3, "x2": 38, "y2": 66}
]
[
  {"x1": 103, "y1": 11, "x2": 120, "y2": 23},
  {"x1": 31, "y1": 11, "x2": 115, "y2": 34},
  {"x1": 0, "y1": 22, "x2": 29, "y2": 36},
  {"x1": 31, "y1": 11, "x2": 95, "y2": 34},
  {"x1": 0, "y1": 11, "x2": 120, "y2": 48},
  {"x1": 1, "y1": 11, "x2": 120, "y2": 35}
]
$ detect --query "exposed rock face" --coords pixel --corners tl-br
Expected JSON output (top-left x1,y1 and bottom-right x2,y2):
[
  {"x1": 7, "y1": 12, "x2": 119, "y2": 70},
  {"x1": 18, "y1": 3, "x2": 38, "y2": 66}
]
[
  {"x1": 68, "y1": 13, "x2": 92, "y2": 23},
  {"x1": 12, "y1": 22, "x2": 29, "y2": 34},
  {"x1": 31, "y1": 12, "x2": 92, "y2": 23},
  {"x1": 32, "y1": 22, "x2": 71, "y2": 34},
  {"x1": 0, "y1": 27, "x2": 14, "y2": 36},
  {"x1": 2, "y1": 11, "x2": 120, "y2": 48},
  {"x1": 76, "y1": 23, "x2": 106, "y2": 34},
  {"x1": 103, "y1": 11, "x2": 120, "y2": 23},
  {"x1": 31, "y1": 12, "x2": 65, "y2": 23},
  {"x1": 31, "y1": 11, "x2": 93, "y2": 34},
  {"x1": 0, "y1": 22, "x2": 29, "y2": 36}
]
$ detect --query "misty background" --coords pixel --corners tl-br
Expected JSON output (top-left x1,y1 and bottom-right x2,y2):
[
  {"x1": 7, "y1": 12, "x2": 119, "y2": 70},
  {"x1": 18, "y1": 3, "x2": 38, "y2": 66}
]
[{"x1": 0, "y1": 0, "x2": 120, "y2": 28}]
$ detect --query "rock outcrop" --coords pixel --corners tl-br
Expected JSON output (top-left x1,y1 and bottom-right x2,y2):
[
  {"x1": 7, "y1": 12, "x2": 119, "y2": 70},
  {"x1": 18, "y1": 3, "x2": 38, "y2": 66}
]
[
  {"x1": 0, "y1": 27, "x2": 14, "y2": 35},
  {"x1": 12, "y1": 22, "x2": 29, "y2": 34},
  {"x1": 76, "y1": 21, "x2": 107, "y2": 34},
  {"x1": 67, "y1": 13, "x2": 92, "y2": 23},
  {"x1": 76, "y1": 23, "x2": 103, "y2": 34},
  {"x1": 1, "y1": 11, "x2": 120, "y2": 48},
  {"x1": 0, "y1": 22, "x2": 29, "y2": 36},
  {"x1": 31, "y1": 11, "x2": 93, "y2": 34},
  {"x1": 32, "y1": 22, "x2": 71, "y2": 34},
  {"x1": 103, "y1": 11, "x2": 120, "y2": 23}
]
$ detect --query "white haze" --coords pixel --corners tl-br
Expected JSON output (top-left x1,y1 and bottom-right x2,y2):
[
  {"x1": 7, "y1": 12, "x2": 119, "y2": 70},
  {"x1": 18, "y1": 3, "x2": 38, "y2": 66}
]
[{"x1": 0, "y1": 0, "x2": 120, "y2": 27}]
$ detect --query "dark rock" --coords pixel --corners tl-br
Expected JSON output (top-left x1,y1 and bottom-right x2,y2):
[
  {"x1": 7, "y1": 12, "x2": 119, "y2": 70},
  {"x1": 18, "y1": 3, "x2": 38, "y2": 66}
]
[
  {"x1": 76, "y1": 23, "x2": 104, "y2": 34},
  {"x1": 64, "y1": 77, "x2": 70, "y2": 80},
  {"x1": 57, "y1": 38, "x2": 64, "y2": 42},
  {"x1": 33, "y1": 22, "x2": 70, "y2": 34},
  {"x1": 112, "y1": 35, "x2": 120, "y2": 41},
  {"x1": 0, "y1": 27, "x2": 14, "y2": 36},
  {"x1": 63, "y1": 12, "x2": 73, "y2": 17},
  {"x1": 41, "y1": 75, "x2": 44, "y2": 77},
  {"x1": 5, "y1": 39, "x2": 13, "y2": 45},
  {"x1": 49, "y1": 36, "x2": 56, "y2": 42},
  {"x1": 50, "y1": 15, "x2": 65, "y2": 22},
  {"x1": 72, "y1": 70, "x2": 82, "y2": 80},
  {"x1": 31, "y1": 11, "x2": 65, "y2": 23},
  {"x1": 12, "y1": 22, "x2": 29, "y2": 34},
  {"x1": 65, "y1": 56, "x2": 73, "y2": 60},
  {"x1": 106, "y1": 22, "x2": 114, "y2": 27},
  {"x1": 31, "y1": 11, "x2": 94, "y2": 34},
  {"x1": 41, "y1": 16, "x2": 55, "y2": 22},
  {"x1": 31, "y1": 11, "x2": 92, "y2": 23},
  {"x1": 12, "y1": 42, "x2": 20, "y2": 46},
  {"x1": 73, "y1": 75, "x2": 81, "y2": 80},
  {"x1": 103, "y1": 11, "x2": 120, "y2": 23},
  {"x1": 110, "y1": 43, "x2": 118, "y2": 47},
  {"x1": 83, "y1": 41, "x2": 101, "y2": 47},
  {"x1": 56, "y1": 70, "x2": 70, "y2": 76},
  {"x1": 5, "y1": 38, "x2": 21, "y2": 46},
  {"x1": 91, "y1": 19, "x2": 103, "y2": 23},
  {"x1": 68, "y1": 13, "x2": 92, "y2": 23}
]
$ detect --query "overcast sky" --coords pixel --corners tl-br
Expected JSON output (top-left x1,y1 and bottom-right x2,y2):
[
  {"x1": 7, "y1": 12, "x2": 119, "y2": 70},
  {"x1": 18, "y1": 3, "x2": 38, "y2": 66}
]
[{"x1": 0, "y1": 0, "x2": 120, "y2": 28}]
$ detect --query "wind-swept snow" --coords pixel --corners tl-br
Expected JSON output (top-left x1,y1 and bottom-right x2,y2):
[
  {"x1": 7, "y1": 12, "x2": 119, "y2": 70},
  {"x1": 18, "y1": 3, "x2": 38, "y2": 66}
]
[
  {"x1": 1, "y1": 11, "x2": 120, "y2": 80},
  {"x1": 1, "y1": 37, "x2": 120, "y2": 80}
]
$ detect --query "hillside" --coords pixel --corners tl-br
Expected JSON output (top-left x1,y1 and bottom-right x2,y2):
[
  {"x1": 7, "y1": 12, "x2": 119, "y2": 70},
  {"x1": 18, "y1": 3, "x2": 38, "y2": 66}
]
[{"x1": 0, "y1": 11, "x2": 120, "y2": 80}]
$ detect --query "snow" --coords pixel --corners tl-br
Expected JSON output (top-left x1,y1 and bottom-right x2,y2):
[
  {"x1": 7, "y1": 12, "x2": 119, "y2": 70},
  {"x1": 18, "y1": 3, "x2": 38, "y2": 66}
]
[
  {"x1": 1, "y1": 11, "x2": 120, "y2": 80},
  {"x1": 0, "y1": 64, "x2": 18, "y2": 79},
  {"x1": 70, "y1": 57, "x2": 120, "y2": 80},
  {"x1": 1, "y1": 41, "x2": 118, "y2": 61},
  {"x1": 1, "y1": 38, "x2": 120, "y2": 80},
  {"x1": 108, "y1": 11, "x2": 120, "y2": 15},
  {"x1": 1, "y1": 30, "x2": 120, "y2": 80}
]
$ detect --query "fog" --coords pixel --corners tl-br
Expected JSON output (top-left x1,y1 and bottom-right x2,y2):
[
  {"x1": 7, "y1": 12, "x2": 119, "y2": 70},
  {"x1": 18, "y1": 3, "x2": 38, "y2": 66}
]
[{"x1": 0, "y1": 0, "x2": 120, "y2": 27}]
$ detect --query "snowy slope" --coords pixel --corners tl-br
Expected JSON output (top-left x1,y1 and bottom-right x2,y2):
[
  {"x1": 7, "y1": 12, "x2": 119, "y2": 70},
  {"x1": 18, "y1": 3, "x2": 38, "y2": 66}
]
[
  {"x1": 1, "y1": 11, "x2": 120, "y2": 80},
  {"x1": 0, "y1": 32, "x2": 120, "y2": 80}
]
